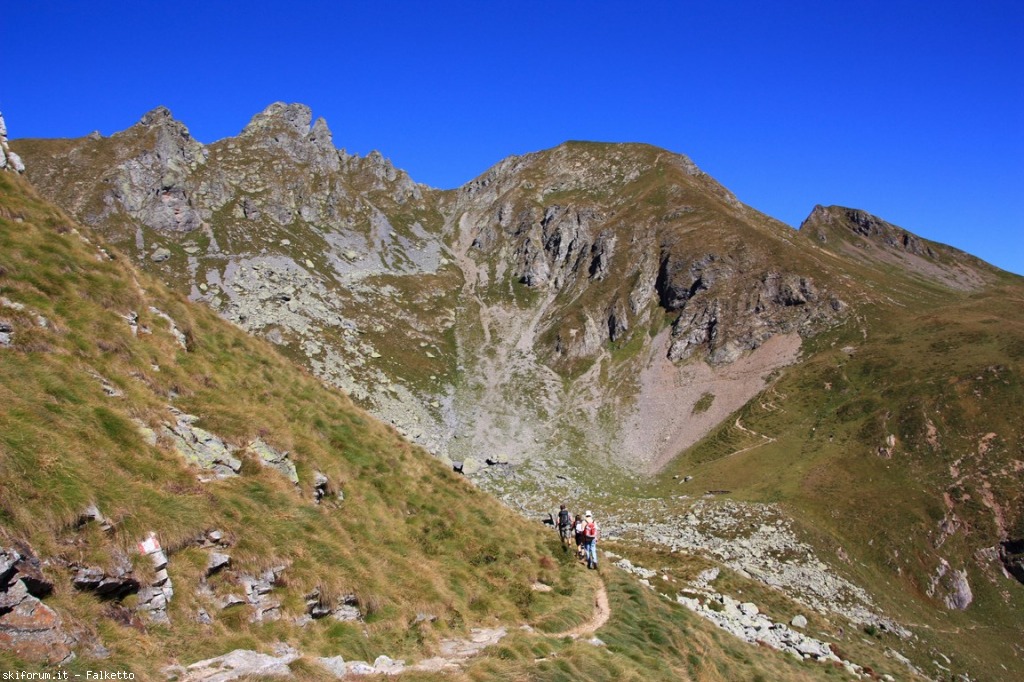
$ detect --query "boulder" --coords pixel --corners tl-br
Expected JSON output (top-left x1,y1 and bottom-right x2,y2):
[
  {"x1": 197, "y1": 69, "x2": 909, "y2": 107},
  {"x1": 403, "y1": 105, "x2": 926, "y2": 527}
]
[
  {"x1": 345, "y1": 661, "x2": 376, "y2": 675},
  {"x1": 0, "y1": 543, "x2": 74, "y2": 665},
  {"x1": 331, "y1": 594, "x2": 362, "y2": 622},
  {"x1": 151, "y1": 247, "x2": 172, "y2": 262},
  {"x1": 790, "y1": 614, "x2": 808, "y2": 629},
  {"x1": 317, "y1": 655, "x2": 347, "y2": 678},
  {"x1": 0, "y1": 580, "x2": 75, "y2": 665},
  {"x1": 373, "y1": 655, "x2": 404, "y2": 674},
  {"x1": 248, "y1": 438, "x2": 299, "y2": 483},
  {"x1": 206, "y1": 552, "x2": 232, "y2": 576}
]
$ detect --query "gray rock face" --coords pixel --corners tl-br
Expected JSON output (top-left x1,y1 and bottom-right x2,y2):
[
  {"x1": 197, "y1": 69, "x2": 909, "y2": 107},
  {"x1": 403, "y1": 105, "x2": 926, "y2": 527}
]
[
  {"x1": 174, "y1": 647, "x2": 299, "y2": 681},
  {"x1": 330, "y1": 594, "x2": 363, "y2": 622},
  {"x1": 162, "y1": 410, "x2": 241, "y2": 478},
  {"x1": 927, "y1": 558, "x2": 973, "y2": 610},
  {"x1": 107, "y1": 107, "x2": 207, "y2": 233},
  {"x1": 659, "y1": 258, "x2": 842, "y2": 365},
  {"x1": 248, "y1": 438, "x2": 298, "y2": 483},
  {"x1": 239, "y1": 566, "x2": 286, "y2": 622},
  {"x1": 0, "y1": 544, "x2": 74, "y2": 665},
  {"x1": 71, "y1": 563, "x2": 140, "y2": 599},
  {"x1": 0, "y1": 111, "x2": 25, "y2": 174},
  {"x1": 206, "y1": 553, "x2": 231, "y2": 576}
]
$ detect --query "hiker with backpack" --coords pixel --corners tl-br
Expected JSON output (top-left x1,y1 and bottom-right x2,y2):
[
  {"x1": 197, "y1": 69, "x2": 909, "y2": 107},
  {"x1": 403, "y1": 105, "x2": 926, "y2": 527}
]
[
  {"x1": 557, "y1": 504, "x2": 572, "y2": 550},
  {"x1": 573, "y1": 513, "x2": 586, "y2": 559},
  {"x1": 582, "y1": 510, "x2": 600, "y2": 570}
]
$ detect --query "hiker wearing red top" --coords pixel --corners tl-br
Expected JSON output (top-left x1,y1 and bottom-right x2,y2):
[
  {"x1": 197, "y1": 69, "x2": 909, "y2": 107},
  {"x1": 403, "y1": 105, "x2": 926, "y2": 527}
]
[{"x1": 582, "y1": 510, "x2": 600, "y2": 570}]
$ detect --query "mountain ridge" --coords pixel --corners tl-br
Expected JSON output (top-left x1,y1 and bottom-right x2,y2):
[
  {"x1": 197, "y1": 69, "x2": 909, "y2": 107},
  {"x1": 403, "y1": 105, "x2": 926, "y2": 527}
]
[{"x1": 7, "y1": 103, "x2": 1024, "y2": 679}]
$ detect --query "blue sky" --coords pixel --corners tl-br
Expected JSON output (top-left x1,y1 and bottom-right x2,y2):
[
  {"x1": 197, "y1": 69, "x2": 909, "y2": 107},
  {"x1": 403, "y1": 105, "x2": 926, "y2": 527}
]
[{"x1": 5, "y1": 1, "x2": 1022, "y2": 274}]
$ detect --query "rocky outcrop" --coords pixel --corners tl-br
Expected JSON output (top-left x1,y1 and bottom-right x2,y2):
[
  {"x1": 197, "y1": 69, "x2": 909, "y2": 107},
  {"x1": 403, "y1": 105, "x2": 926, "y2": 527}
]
[
  {"x1": 608, "y1": 498, "x2": 910, "y2": 636},
  {"x1": 71, "y1": 560, "x2": 140, "y2": 599},
  {"x1": 162, "y1": 410, "x2": 241, "y2": 478},
  {"x1": 1000, "y1": 539, "x2": 1024, "y2": 584},
  {"x1": 927, "y1": 558, "x2": 973, "y2": 610},
  {"x1": 106, "y1": 107, "x2": 207, "y2": 233},
  {"x1": 169, "y1": 645, "x2": 299, "y2": 681},
  {"x1": 247, "y1": 438, "x2": 298, "y2": 483},
  {"x1": 657, "y1": 253, "x2": 844, "y2": 364},
  {"x1": 234, "y1": 565, "x2": 288, "y2": 623},
  {"x1": 0, "y1": 543, "x2": 75, "y2": 665},
  {"x1": 302, "y1": 588, "x2": 362, "y2": 622},
  {"x1": 0, "y1": 111, "x2": 25, "y2": 173}
]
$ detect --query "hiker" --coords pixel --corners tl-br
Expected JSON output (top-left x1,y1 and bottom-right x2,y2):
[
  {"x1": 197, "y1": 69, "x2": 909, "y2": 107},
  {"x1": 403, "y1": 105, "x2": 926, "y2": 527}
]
[
  {"x1": 557, "y1": 504, "x2": 572, "y2": 549},
  {"x1": 582, "y1": 510, "x2": 600, "y2": 569},
  {"x1": 573, "y1": 514, "x2": 586, "y2": 559}
]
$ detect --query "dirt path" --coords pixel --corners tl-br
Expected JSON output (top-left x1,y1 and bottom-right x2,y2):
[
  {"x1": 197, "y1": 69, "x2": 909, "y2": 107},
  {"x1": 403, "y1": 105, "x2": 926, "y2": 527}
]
[
  {"x1": 714, "y1": 416, "x2": 776, "y2": 461},
  {"x1": 548, "y1": 578, "x2": 611, "y2": 639}
]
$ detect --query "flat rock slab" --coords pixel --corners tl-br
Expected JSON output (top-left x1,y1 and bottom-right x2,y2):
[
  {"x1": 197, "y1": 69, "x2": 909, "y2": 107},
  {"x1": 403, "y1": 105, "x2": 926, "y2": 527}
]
[{"x1": 171, "y1": 648, "x2": 298, "y2": 681}]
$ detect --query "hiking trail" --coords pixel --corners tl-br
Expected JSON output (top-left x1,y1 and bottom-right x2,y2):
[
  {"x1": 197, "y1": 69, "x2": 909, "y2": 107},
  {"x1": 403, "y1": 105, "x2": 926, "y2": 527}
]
[{"x1": 548, "y1": 577, "x2": 610, "y2": 639}]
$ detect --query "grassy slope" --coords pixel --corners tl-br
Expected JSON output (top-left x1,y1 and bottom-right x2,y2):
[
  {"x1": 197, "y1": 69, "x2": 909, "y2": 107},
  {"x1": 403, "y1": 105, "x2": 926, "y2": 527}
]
[
  {"x1": 0, "y1": 171, "x2": 595, "y2": 675},
  {"x1": 658, "y1": 262, "x2": 1024, "y2": 680},
  {"x1": 0, "y1": 172, "x2": 887, "y2": 682}
]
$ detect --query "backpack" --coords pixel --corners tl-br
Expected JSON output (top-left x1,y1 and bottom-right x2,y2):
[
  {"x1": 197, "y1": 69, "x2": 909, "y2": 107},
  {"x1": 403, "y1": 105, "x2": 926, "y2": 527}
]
[
  {"x1": 584, "y1": 521, "x2": 597, "y2": 539},
  {"x1": 558, "y1": 509, "x2": 571, "y2": 527}
]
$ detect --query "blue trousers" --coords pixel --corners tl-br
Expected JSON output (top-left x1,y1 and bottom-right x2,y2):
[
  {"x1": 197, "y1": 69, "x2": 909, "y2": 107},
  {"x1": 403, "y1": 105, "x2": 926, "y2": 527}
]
[{"x1": 584, "y1": 540, "x2": 598, "y2": 567}]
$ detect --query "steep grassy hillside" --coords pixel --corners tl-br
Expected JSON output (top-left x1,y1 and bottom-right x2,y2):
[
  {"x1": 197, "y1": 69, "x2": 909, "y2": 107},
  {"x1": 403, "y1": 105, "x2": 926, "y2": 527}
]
[
  {"x1": 655, "y1": 220, "x2": 1024, "y2": 680},
  {"x1": 0, "y1": 170, "x2": 595, "y2": 674},
  {"x1": 0, "y1": 169, "x2": 901, "y2": 681}
]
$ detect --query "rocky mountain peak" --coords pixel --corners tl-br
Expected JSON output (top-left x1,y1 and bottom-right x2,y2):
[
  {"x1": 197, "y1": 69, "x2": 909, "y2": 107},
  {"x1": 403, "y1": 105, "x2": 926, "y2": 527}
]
[
  {"x1": 799, "y1": 204, "x2": 997, "y2": 291},
  {"x1": 800, "y1": 205, "x2": 935, "y2": 257},
  {"x1": 138, "y1": 105, "x2": 175, "y2": 127},
  {"x1": 236, "y1": 102, "x2": 341, "y2": 172},
  {"x1": 242, "y1": 101, "x2": 315, "y2": 137}
]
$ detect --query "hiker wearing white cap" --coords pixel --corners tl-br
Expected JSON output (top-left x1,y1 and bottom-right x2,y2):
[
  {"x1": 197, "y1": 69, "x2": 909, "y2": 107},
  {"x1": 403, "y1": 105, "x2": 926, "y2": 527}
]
[{"x1": 582, "y1": 510, "x2": 600, "y2": 570}]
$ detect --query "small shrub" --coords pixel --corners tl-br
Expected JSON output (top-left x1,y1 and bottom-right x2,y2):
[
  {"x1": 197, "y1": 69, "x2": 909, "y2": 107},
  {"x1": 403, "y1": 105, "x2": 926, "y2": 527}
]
[{"x1": 693, "y1": 392, "x2": 715, "y2": 414}]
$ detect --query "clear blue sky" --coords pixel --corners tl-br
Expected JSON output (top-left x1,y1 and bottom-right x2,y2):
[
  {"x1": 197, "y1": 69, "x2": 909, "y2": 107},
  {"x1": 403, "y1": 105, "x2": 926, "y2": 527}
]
[{"x1": 5, "y1": 1, "x2": 1022, "y2": 275}]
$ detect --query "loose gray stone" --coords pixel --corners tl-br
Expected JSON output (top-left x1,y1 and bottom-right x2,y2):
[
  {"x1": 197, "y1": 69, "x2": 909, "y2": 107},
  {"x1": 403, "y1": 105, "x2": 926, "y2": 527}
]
[{"x1": 207, "y1": 552, "x2": 231, "y2": 576}]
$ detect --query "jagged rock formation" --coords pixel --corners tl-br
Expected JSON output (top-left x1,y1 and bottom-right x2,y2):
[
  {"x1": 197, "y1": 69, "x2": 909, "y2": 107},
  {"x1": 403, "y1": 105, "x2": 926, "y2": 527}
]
[
  {"x1": 0, "y1": 544, "x2": 75, "y2": 664},
  {"x1": 799, "y1": 204, "x2": 997, "y2": 291},
  {"x1": 12, "y1": 103, "x2": 1015, "y2": 481},
  {"x1": 15, "y1": 108, "x2": 848, "y2": 475},
  {"x1": 0, "y1": 112, "x2": 26, "y2": 173}
]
